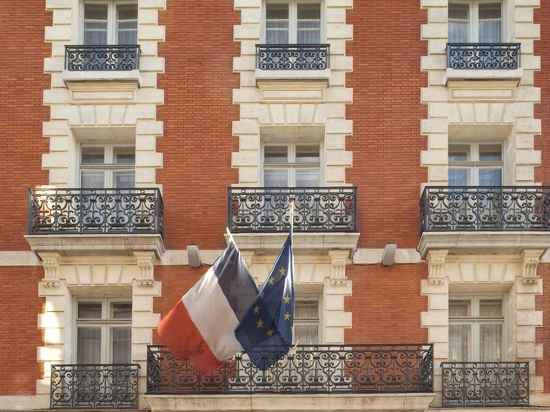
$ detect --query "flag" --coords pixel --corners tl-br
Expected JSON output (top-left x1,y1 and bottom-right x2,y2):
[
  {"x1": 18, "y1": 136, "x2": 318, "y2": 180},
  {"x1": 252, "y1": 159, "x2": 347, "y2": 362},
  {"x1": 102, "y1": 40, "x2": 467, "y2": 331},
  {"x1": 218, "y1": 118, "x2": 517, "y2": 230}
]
[
  {"x1": 158, "y1": 238, "x2": 258, "y2": 374},
  {"x1": 235, "y1": 235, "x2": 295, "y2": 370}
]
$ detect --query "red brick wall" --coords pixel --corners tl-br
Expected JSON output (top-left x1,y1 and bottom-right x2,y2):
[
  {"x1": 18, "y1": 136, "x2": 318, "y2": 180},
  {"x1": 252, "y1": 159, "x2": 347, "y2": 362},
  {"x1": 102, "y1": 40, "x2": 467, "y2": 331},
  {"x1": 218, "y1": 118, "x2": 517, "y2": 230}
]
[
  {"x1": 535, "y1": 3, "x2": 550, "y2": 185},
  {"x1": 537, "y1": 264, "x2": 550, "y2": 393},
  {"x1": 347, "y1": 1, "x2": 428, "y2": 250},
  {"x1": 345, "y1": 264, "x2": 428, "y2": 344},
  {"x1": 0, "y1": 0, "x2": 49, "y2": 251},
  {"x1": 157, "y1": 1, "x2": 239, "y2": 251},
  {"x1": 0, "y1": 267, "x2": 43, "y2": 395}
]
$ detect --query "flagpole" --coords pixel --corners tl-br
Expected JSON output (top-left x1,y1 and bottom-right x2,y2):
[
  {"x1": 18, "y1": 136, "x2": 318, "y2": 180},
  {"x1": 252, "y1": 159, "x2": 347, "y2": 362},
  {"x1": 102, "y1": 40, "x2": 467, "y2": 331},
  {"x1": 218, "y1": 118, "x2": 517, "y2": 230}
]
[
  {"x1": 225, "y1": 226, "x2": 236, "y2": 246},
  {"x1": 289, "y1": 200, "x2": 294, "y2": 241}
]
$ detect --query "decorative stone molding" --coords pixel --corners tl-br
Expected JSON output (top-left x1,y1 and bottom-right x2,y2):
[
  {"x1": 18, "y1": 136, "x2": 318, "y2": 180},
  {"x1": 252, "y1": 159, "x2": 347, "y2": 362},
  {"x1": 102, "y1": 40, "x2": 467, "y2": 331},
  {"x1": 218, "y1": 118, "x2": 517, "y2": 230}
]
[
  {"x1": 521, "y1": 249, "x2": 544, "y2": 281},
  {"x1": 40, "y1": 252, "x2": 61, "y2": 280},
  {"x1": 427, "y1": 250, "x2": 448, "y2": 279}
]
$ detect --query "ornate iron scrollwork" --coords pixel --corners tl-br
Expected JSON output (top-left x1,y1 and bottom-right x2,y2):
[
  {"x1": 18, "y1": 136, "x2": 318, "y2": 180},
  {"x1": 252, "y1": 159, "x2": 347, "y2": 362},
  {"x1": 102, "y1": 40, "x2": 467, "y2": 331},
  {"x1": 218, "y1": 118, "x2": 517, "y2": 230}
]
[
  {"x1": 420, "y1": 186, "x2": 550, "y2": 232},
  {"x1": 441, "y1": 362, "x2": 529, "y2": 407},
  {"x1": 256, "y1": 44, "x2": 330, "y2": 70},
  {"x1": 447, "y1": 43, "x2": 521, "y2": 70},
  {"x1": 50, "y1": 364, "x2": 140, "y2": 409},
  {"x1": 228, "y1": 187, "x2": 357, "y2": 233},
  {"x1": 146, "y1": 344, "x2": 433, "y2": 395},
  {"x1": 65, "y1": 45, "x2": 141, "y2": 71},
  {"x1": 29, "y1": 188, "x2": 164, "y2": 235}
]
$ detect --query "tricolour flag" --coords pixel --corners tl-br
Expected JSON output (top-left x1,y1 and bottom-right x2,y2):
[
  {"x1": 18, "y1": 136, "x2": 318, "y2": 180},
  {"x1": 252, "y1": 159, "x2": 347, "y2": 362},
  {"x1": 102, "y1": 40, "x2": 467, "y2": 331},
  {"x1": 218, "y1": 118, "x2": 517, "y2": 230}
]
[
  {"x1": 235, "y1": 234, "x2": 295, "y2": 370},
  {"x1": 158, "y1": 238, "x2": 258, "y2": 374}
]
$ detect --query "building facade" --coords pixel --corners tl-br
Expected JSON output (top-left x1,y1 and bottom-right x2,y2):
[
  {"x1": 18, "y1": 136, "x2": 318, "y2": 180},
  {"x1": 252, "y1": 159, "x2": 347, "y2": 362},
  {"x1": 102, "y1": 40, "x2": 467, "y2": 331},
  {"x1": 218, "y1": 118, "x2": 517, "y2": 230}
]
[{"x1": 1, "y1": 0, "x2": 550, "y2": 411}]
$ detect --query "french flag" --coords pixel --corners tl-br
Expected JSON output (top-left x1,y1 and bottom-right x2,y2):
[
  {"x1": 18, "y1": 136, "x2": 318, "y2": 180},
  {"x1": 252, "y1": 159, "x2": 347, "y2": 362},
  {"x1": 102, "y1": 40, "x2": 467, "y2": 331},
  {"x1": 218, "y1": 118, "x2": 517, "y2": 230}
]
[{"x1": 158, "y1": 239, "x2": 258, "y2": 373}]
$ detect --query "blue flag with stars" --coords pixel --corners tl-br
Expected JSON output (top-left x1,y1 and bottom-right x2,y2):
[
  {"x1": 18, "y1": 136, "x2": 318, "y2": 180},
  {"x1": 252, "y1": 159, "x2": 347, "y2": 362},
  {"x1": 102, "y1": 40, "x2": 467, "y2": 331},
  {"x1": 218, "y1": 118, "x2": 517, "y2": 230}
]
[{"x1": 235, "y1": 235, "x2": 294, "y2": 370}]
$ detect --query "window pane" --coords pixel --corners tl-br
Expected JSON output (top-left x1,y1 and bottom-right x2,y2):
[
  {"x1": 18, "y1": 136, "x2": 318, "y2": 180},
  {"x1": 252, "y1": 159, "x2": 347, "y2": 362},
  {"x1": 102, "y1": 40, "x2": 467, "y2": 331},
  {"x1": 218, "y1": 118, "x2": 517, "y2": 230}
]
[
  {"x1": 296, "y1": 169, "x2": 320, "y2": 187},
  {"x1": 111, "y1": 303, "x2": 132, "y2": 320},
  {"x1": 78, "y1": 303, "x2": 102, "y2": 319},
  {"x1": 297, "y1": 4, "x2": 321, "y2": 44},
  {"x1": 114, "y1": 147, "x2": 135, "y2": 165},
  {"x1": 449, "y1": 3, "x2": 469, "y2": 20},
  {"x1": 449, "y1": 4, "x2": 469, "y2": 43},
  {"x1": 479, "y1": 144, "x2": 502, "y2": 161},
  {"x1": 449, "y1": 168, "x2": 469, "y2": 186},
  {"x1": 264, "y1": 169, "x2": 288, "y2": 187},
  {"x1": 449, "y1": 324, "x2": 470, "y2": 362},
  {"x1": 84, "y1": 4, "x2": 108, "y2": 45},
  {"x1": 81, "y1": 170, "x2": 105, "y2": 189},
  {"x1": 117, "y1": 4, "x2": 138, "y2": 20},
  {"x1": 82, "y1": 147, "x2": 105, "y2": 165},
  {"x1": 479, "y1": 3, "x2": 501, "y2": 43},
  {"x1": 296, "y1": 145, "x2": 320, "y2": 163},
  {"x1": 117, "y1": 4, "x2": 138, "y2": 44},
  {"x1": 294, "y1": 324, "x2": 318, "y2": 345},
  {"x1": 77, "y1": 327, "x2": 102, "y2": 364},
  {"x1": 85, "y1": 3, "x2": 108, "y2": 20},
  {"x1": 266, "y1": 3, "x2": 289, "y2": 44},
  {"x1": 480, "y1": 324, "x2": 502, "y2": 361},
  {"x1": 449, "y1": 300, "x2": 471, "y2": 317},
  {"x1": 264, "y1": 146, "x2": 288, "y2": 163},
  {"x1": 449, "y1": 145, "x2": 470, "y2": 162},
  {"x1": 480, "y1": 300, "x2": 503, "y2": 317},
  {"x1": 114, "y1": 171, "x2": 135, "y2": 189},
  {"x1": 479, "y1": 169, "x2": 502, "y2": 186},
  {"x1": 112, "y1": 327, "x2": 132, "y2": 363},
  {"x1": 295, "y1": 301, "x2": 319, "y2": 320}
]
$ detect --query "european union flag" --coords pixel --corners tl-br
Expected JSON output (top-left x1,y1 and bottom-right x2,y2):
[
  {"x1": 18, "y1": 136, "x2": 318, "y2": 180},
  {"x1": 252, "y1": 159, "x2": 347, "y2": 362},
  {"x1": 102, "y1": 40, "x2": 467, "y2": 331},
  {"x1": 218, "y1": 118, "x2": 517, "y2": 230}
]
[{"x1": 235, "y1": 235, "x2": 294, "y2": 370}]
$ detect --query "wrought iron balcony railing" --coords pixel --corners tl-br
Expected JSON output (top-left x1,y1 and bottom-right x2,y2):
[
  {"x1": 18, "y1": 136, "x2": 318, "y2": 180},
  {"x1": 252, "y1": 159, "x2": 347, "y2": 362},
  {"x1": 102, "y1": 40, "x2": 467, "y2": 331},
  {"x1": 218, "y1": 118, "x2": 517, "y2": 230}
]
[
  {"x1": 256, "y1": 44, "x2": 330, "y2": 70},
  {"x1": 442, "y1": 362, "x2": 529, "y2": 408},
  {"x1": 65, "y1": 45, "x2": 141, "y2": 71},
  {"x1": 50, "y1": 364, "x2": 140, "y2": 409},
  {"x1": 228, "y1": 187, "x2": 357, "y2": 233},
  {"x1": 420, "y1": 186, "x2": 550, "y2": 233},
  {"x1": 28, "y1": 188, "x2": 164, "y2": 236},
  {"x1": 447, "y1": 43, "x2": 521, "y2": 70},
  {"x1": 147, "y1": 344, "x2": 433, "y2": 395}
]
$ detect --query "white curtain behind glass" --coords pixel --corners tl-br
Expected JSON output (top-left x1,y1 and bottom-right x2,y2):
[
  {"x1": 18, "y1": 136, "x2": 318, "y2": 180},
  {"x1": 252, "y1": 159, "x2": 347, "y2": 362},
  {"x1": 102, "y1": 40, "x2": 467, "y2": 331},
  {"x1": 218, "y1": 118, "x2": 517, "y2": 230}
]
[
  {"x1": 84, "y1": 4, "x2": 108, "y2": 45},
  {"x1": 297, "y1": 4, "x2": 321, "y2": 44},
  {"x1": 266, "y1": 3, "x2": 289, "y2": 44},
  {"x1": 479, "y1": 3, "x2": 502, "y2": 43},
  {"x1": 117, "y1": 4, "x2": 138, "y2": 45},
  {"x1": 449, "y1": 3, "x2": 469, "y2": 42},
  {"x1": 77, "y1": 327, "x2": 102, "y2": 363},
  {"x1": 112, "y1": 327, "x2": 132, "y2": 363},
  {"x1": 294, "y1": 301, "x2": 319, "y2": 345}
]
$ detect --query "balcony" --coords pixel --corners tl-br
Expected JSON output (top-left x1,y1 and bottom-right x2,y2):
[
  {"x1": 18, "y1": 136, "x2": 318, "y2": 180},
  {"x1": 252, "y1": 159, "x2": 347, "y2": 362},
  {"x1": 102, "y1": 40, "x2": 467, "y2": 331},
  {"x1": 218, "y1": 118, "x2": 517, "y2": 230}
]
[
  {"x1": 50, "y1": 364, "x2": 140, "y2": 409},
  {"x1": 228, "y1": 187, "x2": 359, "y2": 251},
  {"x1": 66, "y1": 45, "x2": 141, "y2": 72},
  {"x1": 145, "y1": 345, "x2": 434, "y2": 412},
  {"x1": 25, "y1": 188, "x2": 165, "y2": 256},
  {"x1": 441, "y1": 362, "x2": 529, "y2": 408},
  {"x1": 445, "y1": 43, "x2": 522, "y2": 89},
  {"x1": 418, "y1": 186, "x2": 550, "y2": 256}
]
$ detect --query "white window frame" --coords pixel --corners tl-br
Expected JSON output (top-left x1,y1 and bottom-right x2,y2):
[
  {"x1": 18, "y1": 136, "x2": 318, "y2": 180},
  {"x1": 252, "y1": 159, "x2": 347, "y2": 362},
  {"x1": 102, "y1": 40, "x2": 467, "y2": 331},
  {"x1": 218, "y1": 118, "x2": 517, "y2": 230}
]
[
  {"x1": 73, "y1": 299, "x2": 132, "y2": 364},
  {"x1": 449, "y1": 0, "x2": 506, "y2": 43},
  {"x1": 79, "y1": 144, "x2": 136, "y2": 188},
  {"x1": 80, "y1": 0, "x2": 138, "y2": 45},
  {"x1": 448, "y1": 142, "x2": 504, "y2": 186},
  {"x1": 449, "y1": 295, "x2": 508, "y2": 362},
  {"x1": 293, "y1": 300, "x2": 320, "y2": 345},
  {"x1": 262, "y1": 0, "x2": 325, "y2": 44},
  {"x1": 262, "y1": 142, "x2": 323, "y2": 187}
]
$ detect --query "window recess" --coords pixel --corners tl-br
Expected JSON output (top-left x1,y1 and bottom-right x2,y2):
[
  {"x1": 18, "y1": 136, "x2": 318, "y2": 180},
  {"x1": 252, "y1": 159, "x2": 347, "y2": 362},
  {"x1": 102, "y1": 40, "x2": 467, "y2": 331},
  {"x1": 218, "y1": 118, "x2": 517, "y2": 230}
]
[{"x1": 83, "y1": 1, "x2": 138, "y2": 45}]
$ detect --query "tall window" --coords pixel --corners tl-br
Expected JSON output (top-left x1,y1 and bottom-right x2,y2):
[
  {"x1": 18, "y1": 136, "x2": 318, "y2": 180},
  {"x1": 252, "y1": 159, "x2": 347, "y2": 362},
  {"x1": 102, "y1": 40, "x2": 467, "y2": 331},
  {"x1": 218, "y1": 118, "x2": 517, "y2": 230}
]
[
  {"x1": 76, "y1": 300, "x2": 132, "y2": 364},
  {"x1": 449, "y1": 297, "x2": 504, "y2": 362},
  {"x1": 265, "y1": 1, "x2": 322, "y2": 44},
  {"x1": 83, "y1": 2, "x2": 138, "y2": 45},
  {"x1": 449, "y1": 2, "x2": 502, "y2": 43},
  {"x1": 80, "y1": 145, "x2": 135, "y2": 189},
  {"x1": 294, "y1": 300, "x2": 319, "y2": 344},
  {"x1": 263, "y1": 144, "x2": 321, "y2": 187},
  {"x1": 448, "y1": 143, "x2": 503, "y2": 186}
]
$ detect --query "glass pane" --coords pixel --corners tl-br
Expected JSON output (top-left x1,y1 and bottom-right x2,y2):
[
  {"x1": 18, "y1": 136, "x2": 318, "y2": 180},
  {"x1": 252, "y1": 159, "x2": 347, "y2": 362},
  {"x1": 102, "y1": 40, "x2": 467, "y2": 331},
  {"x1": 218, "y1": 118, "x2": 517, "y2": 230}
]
[
  {"x1": 297, "y1": 4, "x2": 321, "y2": 44},
  {"x1": 296, "y1": 169, "x2": 320, "y2": 187},
  {"x1": 114, "y1": 147, "x2": 135, "y2": 165},
  {"x1": 81, "y1": 170, "x2": 105, "y2": 189},
  {"x1": 78, "y1": 303, "x2": 102, "y2": 319},
  {"x1": 449, "y1": 324, "x2": 471, "y2": 362},
  {"x1": 264, "y1": 169, "x2": 288, "y2": 187},
  {"x1": 479, "y1": 144, "x2": 502, "y2": 161},
  {"x1": 112, "y1": 327, "x2": 132, "y2": 363},
  {"x1": 117, "y1": 4, "x2": 138, "y2": 20},
  {"x1": 449, "y1": 168, "x2": 469, "y2": 186},
  {"x1": 296, "y1": 145, "x2": 320, "y2": 163},
  {"x1": 264, "y1": 146, "x2": 288, "y2": 163},
  {"x1": 85, "y1": 3, "x2": 108, "y2": 20},
  {"x1": 111, "y1": 303, "x2": 132, "y2": 320},
  {"x1": 266, "y1": 3, "x2": 289, "y2": 44},
  {"x1": 479, "y1": 168, "x2": 502, "y2": 186},
  {"x1": 449, "y1": 3, "x2": 469, "y2": 20},
  {"x1": 449, "y1": 300, "x2": 471, "y2": 317},
  {"x1": 77, "y1": 327, "x2": 102, "y2": 364},
  {"x1": 449, "y1": 145, "x2": 470, "y2": 162},
  {"x1": 449, "y1": 4, "x2": 469, "y2": 43},
  {"x1": 84, "y1": 4, "x2": 108, "y2": 45},
  {"x1": 117, "y1": 4, "x2": 138, "y2": 44},
  {"x1": 479, "y1": 3, "x2": 502, "y2": 43},
  {"x1": 480, "y1": 324, "x2": 502, "y2": 361},
  {"x1": 295, "y1": 301, "x2": 319, "y2": 320},
  {"x1": 114, "y1": 171, "x2": 135, "y2": 189},
  {"x1": 294, "y1": 324, "x2": 318, "y2": 345},
  {"x1": 480, "y1": 300, "x2": 503, "y2": 317},
  {"x1": 82, "y1": 147, "x2": 105, "y2": 165}
]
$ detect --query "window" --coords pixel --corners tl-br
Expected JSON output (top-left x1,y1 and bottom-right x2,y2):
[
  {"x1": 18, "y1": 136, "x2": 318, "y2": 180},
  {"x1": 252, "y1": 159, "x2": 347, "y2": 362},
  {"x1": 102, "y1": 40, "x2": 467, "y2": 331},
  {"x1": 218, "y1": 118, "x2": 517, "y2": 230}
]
[
  {"x1": 449, "y1": 2, "x2": 502, "y2": 43},
  {"x1": 83, "y1": 1, "x2": 138, "y2": 45},
  {"x1": 265, "y1": 1, "x2": 322, "y2": 44},
  {"x1": 294, "y1": 300, "x2": 319, "y2": 344},
  {"x1": 80, "y1": 145, "x2": 135, "y2": 188},
  {"x1": 76, "y1": 300, "x2": 132, "y2": 363},
  {"x1": 448, "y1": 143, "x2": 503, "y2": 186},
  {"x1": 449, "y1": 297, "x2": 504, "y2": 362},
  {"x1": 263, "y1": 144, "x2": 321, "y2": 187}
]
